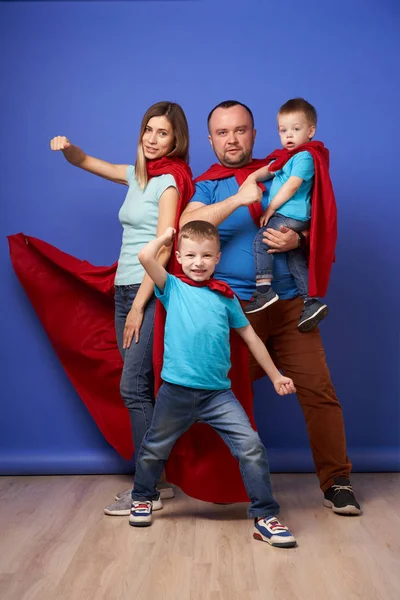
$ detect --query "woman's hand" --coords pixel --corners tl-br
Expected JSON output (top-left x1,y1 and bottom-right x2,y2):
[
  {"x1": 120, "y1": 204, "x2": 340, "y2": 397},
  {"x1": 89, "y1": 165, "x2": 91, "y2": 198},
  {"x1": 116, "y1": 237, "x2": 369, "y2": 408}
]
[
  {"x1": 123, "y1": 304, "x2": 144, "y2": 348},
  {"x1": 273, "y1": 376, "x2": 296, "y2": 396},
  {"x1": 50, "y1": 136, "x2": 71, "y2": 151}
]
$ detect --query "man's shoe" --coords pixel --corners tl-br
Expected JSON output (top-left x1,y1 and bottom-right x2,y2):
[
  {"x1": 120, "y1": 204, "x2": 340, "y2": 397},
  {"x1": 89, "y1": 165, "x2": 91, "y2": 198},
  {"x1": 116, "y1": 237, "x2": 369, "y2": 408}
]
[
  {"x1": 323, "y1": 477, "x2": 361, "y2": 515},
  {"x1": 253, "y1": 516, "x2": 296, "y2": 548},
  {"x1": 244, "y1": 288, "x2": 279, "y2": 314},
  {"x1": 104, "y1": 494, "x2": 162, "y2": 516},
  {"x1": 298, "y1": 299, "x2": 328, "y2": 332},
  {"x1": 115, "y1": 483, "x2": 174, "y2": 502},
  {"x1": 129, "y1": 500, "x2": 154, "y2": 527}
]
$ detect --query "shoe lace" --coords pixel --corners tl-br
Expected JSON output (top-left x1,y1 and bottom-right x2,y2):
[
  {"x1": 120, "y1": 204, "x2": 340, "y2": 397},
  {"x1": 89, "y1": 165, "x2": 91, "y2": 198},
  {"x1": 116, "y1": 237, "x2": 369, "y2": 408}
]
[{"x1": 331, "y1": 484, "x2": 354, "y2": 498}]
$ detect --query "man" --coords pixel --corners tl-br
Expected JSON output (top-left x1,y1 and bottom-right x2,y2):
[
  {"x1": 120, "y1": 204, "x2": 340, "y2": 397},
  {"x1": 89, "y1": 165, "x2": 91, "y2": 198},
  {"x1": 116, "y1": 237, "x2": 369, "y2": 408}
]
[{"x1": 180, "y1": 100, "x2": 360, "y2": 515}]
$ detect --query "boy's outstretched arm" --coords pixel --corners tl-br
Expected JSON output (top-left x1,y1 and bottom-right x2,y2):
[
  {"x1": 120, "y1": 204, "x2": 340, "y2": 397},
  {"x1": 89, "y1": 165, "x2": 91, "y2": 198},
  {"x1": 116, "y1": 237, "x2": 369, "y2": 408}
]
[
  {"x1": 138, "y1": 227, "x2": 176, "y2": 292},
  {"x1": 235, "y1": 324, "x2": 296, "y2": 396}
]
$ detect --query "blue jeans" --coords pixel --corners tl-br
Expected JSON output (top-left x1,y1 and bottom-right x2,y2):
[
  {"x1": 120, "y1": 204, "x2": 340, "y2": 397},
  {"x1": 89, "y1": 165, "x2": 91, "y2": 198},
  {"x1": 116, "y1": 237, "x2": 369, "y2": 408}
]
[
  {"x1": 253, "y1": 213, "x2": 310, "y2": 300},
  {"x1": 132, "y1": 382, "x2": 280, "y2": 518},
  {"x1": 114, "y1": 284, "x2": 156, "y2": 463}
]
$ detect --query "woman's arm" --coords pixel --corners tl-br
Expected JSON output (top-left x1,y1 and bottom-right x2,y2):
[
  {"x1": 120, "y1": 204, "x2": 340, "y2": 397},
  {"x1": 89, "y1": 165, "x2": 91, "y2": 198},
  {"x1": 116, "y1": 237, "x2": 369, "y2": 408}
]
[
  {"x1": 122, "y1": 186, "x2": 179, "y2": 349},
  {"x1": 50, "y1": 136, "x2": 128, "y2": 185}
]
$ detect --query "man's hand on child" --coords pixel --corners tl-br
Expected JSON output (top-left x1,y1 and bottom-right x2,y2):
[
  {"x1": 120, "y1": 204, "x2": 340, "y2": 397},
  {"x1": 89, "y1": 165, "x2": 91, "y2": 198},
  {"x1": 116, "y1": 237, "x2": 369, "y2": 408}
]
[{"x1": 273, "y1": 376, "x2": 296, "y2": 396}]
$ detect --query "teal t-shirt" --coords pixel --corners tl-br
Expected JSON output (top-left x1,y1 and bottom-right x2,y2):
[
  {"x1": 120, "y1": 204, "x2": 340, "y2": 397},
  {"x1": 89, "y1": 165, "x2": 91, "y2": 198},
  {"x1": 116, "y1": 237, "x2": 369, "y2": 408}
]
[
  {"x1": 269, "y1": 151, "x2": 314, "y2": 221},
  {"x1": 115, "y1": 165, "x2": 177, "y2": 285},
  {"x1": 155, "y1": 274, "x2": 249, "y2": 390}
]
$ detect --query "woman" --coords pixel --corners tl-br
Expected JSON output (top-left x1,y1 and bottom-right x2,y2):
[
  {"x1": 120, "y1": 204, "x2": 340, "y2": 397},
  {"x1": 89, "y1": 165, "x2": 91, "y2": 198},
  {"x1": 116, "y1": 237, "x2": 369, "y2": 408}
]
[{"x1": 50, "y1": 101, "x2": 193, "y2": 515}]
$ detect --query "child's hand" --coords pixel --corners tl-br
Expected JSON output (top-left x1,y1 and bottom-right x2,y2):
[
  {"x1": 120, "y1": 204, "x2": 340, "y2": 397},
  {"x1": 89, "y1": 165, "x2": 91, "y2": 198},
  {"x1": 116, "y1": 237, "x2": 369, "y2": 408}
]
[
  {"x1": 237, "y1": 180, "x2": 262, "y2": 206},
  {"x1": 273, "y1": 376, "x2": 296, "y2": 396},
  {"x1": 260, "y1": 209, "x2": 274, "y2": 227},
  {"x1": 50, "y1": 136, "x2": 71, "y2": 151},
  {"x1": 162, "y1": 227, "x2": 176, "y2": 246}
]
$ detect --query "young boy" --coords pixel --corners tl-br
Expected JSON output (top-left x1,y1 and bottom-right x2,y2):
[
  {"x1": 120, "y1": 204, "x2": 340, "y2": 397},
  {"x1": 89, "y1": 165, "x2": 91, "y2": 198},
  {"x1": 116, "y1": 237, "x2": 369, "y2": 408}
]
[
  {"x1": 244, "y1": 98, "x2": 332, "y2": 333},
  {"x1": 131, "y1": 220, "x2": 297, "y2": 548}
]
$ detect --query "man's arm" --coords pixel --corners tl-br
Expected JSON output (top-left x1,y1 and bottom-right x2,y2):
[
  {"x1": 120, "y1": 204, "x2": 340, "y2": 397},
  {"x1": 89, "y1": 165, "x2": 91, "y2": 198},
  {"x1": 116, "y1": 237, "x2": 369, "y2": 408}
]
[
  {"x1": 138, "y1": 227, "x2": 176, "y2": 292},
  {"x1": 180, "y1": 180, "x2": 262, "y2": 228},
  {"x1": 235, "y1": 324, "x2": 296, "y2": 396}
]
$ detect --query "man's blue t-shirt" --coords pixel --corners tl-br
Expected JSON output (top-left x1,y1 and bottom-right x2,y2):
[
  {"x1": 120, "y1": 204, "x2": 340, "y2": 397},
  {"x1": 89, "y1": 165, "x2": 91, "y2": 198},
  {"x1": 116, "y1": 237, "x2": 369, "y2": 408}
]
[
  {"x1": 269, "y1": 151, "x2": 314, "y2": 221},
  {"x1": 155, "y1": 274, "x2": 249, "y2": 390},
  {"x1": 191, "y1": 177, "x2": 298, "y2": 300}
]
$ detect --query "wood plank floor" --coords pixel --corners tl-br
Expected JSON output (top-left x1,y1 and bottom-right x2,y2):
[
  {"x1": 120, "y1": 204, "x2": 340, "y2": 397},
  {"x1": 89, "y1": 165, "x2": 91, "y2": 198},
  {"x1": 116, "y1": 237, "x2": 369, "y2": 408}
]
[{"x1": 0, "y1": 473, "x2": 399, "y2": 600}]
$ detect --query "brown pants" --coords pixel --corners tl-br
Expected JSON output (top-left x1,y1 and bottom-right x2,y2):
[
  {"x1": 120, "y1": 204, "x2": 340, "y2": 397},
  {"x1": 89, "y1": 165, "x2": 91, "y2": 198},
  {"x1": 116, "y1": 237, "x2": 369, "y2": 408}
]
[{"x1": 242, "y1": 295, "x2": 352, "y2": 492}]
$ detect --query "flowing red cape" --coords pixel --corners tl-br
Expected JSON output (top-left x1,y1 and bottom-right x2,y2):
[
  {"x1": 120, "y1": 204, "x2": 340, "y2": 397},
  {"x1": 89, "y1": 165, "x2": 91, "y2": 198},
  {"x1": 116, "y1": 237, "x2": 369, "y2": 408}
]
[
  {"x1": 265, "y1": 141, "x2": 337, "y2": 297},
  {"x1": 8, "y1": 156, "x2": 256, "y2": 502}
]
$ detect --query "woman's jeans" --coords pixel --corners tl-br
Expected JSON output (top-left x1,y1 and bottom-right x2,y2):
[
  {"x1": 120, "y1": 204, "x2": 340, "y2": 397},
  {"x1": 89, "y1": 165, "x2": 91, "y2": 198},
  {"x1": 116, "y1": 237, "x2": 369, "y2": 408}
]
[
  {"x1": 114, "y1": 284, "x2": 156, "y2": 466},
  {"x1": 253, "y1": 213, "x2": 310, "y2": 300},
  {"x1": 132, "y1": 382, "x2": 280, "y2": 518}
]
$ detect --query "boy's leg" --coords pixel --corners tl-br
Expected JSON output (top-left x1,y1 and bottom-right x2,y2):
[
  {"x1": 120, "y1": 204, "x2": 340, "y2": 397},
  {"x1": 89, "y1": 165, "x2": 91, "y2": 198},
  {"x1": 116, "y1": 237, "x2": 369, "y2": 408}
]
[
  {"x1": 197, "y1": 389, "x2": 279, "y2": 518},
  {"x1": 132, "y1": 382, "x2": 196, "y2": 503}
]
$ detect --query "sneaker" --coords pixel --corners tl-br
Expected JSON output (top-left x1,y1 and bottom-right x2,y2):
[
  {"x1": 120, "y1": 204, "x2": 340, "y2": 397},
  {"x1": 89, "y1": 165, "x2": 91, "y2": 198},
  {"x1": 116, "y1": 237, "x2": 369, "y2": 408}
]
[
  {"x1": 253, "y1": 516, "x2": 296, "y2": 548},
  {"x1": 115, "y1": 483, "x2": 175, "y2": 502},
  {"x1": 104, "y1": 493, "x2": 162, "y2": 516},
  {"x1": 323, "y1": 477, "x2": 361, "y2": 515},
  {"x1": 298, "y1": 299, "x2": 328, "y2": 333},
  {"x1": 129, "y1": 500, "x2": 153, "y2": 527},
  {"x1": 244, "y1": 288, "x2": 279, "y2": 314}
]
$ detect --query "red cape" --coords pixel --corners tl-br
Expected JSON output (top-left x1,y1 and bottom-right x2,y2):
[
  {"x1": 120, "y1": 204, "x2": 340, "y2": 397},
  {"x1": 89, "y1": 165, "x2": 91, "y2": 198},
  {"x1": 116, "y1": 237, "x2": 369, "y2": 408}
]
[
  {"x1": 8, "y1": 156, "x2": 254, "y2": 502},
  {"x1": 266, "y1": 141, "x2": 337, "y2": 297}
]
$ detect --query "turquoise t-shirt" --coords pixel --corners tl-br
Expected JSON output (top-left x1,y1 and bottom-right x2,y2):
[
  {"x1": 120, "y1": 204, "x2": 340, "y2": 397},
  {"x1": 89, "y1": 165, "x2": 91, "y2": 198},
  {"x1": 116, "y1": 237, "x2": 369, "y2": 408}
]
[
  {"x1": 155, "y1": 274, "x2": 249, "y2": 390},
  {"x1": 269, "y1": 151, "x2": 314, "y2": 221},
  {"x1": 192, "y1": 177, "x2": 298, "y2": 301},
  {"x1": 115, "y1": 165, "x2": 177, "y2": 285}
]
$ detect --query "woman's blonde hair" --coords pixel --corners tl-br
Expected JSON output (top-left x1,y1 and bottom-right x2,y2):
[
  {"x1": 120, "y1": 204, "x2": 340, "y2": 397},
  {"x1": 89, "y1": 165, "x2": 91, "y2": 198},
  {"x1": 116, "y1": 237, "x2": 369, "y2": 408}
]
[{"x1": 135, "y1": 101, "x2": 189, "y2": 189}]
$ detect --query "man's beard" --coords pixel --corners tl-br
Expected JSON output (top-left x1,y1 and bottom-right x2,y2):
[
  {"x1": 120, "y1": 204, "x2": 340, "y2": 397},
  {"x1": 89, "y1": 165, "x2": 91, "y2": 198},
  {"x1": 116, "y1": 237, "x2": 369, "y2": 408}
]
[{"x1": 220, "y1": 147, "x2": 251, "y2": 167}]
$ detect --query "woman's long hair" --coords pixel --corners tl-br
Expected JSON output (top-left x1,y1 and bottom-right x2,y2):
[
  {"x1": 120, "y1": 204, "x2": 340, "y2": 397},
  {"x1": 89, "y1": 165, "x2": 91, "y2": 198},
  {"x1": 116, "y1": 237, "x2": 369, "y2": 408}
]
[{"x1": 135, "y1": 101, "x2": 190, "y2": 189}]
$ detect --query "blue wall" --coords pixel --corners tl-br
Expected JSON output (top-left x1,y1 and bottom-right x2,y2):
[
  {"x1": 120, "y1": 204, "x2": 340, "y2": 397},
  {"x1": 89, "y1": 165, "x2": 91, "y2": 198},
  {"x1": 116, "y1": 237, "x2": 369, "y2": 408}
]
[{"x1": 1, "y1": 0, "x2": 399, "y2": 474}]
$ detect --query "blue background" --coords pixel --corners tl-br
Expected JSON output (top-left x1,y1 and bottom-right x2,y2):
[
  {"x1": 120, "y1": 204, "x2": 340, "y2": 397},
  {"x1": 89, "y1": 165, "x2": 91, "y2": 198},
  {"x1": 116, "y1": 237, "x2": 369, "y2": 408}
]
[{"x1": 1, "y1": 0, "x2": 399, "y2": 474}]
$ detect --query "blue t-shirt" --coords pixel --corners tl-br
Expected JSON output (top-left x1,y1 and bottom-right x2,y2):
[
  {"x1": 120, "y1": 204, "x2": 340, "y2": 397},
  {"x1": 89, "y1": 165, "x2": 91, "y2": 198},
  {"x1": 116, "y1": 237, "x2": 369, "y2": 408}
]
[
  {"x1": 115, "y1": 165, "x2": 177, "y2": 285},
  {"x1": 269, "y1": 151, "x2": 314, "y2": 221},
  {"x1": 155, "y1": 274, "x2": 249, "y2": 390},
  {"x1": 191, "y1": 177, "x2": 298, "y2": 300}
]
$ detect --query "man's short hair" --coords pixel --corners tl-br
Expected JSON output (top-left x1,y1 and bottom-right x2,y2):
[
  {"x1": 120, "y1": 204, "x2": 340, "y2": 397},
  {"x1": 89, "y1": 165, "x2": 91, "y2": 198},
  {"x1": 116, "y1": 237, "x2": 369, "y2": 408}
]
[
  {"x1": 278, "y1": 98, "x2": 317, "y2": 126},
  {"x1": 207, "y1": 100, "x2": 254, "y2": 130},
  {"x1": 178, "y1": 220, "x2": 220, "y2": 248}
]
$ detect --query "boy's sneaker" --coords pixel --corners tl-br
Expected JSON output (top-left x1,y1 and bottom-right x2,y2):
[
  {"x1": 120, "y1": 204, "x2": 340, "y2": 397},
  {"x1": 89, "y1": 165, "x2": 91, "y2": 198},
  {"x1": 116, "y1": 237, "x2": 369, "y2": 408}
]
[
  {"x1": 244, "y1": 288, "x2": 279, "y2": 314},
  {"x1": 104, "y1": 493, "x2": 162, "y2": 516},
  {"x1": 129, "y1": 500, "x2": 154, "y2": 527},
  {"x1": 114, "y1": 483, "x2": 174, "y2": 502},
  {"x1": 298, "y1": 299, "x2": 328, "y2": 332},
  {"x1": 323, "y1": 477, "x2": 361, "y2": 515},
  {"x1": 253, "y1": 516, "x2": 296, "y2": 548}
]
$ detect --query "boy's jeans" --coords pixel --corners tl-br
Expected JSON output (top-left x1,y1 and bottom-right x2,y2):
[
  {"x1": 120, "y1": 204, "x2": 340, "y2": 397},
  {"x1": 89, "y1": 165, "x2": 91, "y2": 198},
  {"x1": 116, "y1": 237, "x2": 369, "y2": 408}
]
[
  {"x1": 253, "y1": 213, "x2": 310, "y2": 300},
  {"x1": 114, "y1": 284, "x2": 156, "y2": 462},
  {"x1": 132, "y1": 382, "x2": 280, "y2": 518}
]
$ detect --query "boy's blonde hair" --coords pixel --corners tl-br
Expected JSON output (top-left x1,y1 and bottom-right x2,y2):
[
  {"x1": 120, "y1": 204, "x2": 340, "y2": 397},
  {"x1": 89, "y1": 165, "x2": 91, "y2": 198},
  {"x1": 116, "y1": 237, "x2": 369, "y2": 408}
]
[
  {"x1": 178, "y1": 221, "x2": 220, "y2": 249},
  {"x1": 278, "y1": 98, "x2": 317, "y2": 127},
  {"x1": 135, "y1": 101, "x2": 190, "y2": 189}
]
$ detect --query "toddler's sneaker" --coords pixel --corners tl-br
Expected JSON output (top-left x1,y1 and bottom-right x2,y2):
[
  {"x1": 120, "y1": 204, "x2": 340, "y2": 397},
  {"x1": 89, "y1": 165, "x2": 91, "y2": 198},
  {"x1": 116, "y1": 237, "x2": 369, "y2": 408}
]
[
  {"x1": 298, "y1": 299, "x2": 328, "y2": 332},
  {"x1": 245, "y1": 288, "x2": 279, "y2": 314},
  {"x1": 105, "y1": 491, "x2": 162, "y2": 516},
  {"x1": 253, "y1": 516, "x2": 296, "y2": 548},
  {"x1": 129, "y1": 500, "x2": 155, "y2": 527}
]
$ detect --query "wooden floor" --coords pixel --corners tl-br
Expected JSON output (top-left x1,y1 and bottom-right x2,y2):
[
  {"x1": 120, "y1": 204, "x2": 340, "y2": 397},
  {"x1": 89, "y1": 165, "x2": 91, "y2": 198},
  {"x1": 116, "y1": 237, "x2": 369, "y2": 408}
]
[{"x1": 0, "y1": 473, "x2": 399, "y2": 600}]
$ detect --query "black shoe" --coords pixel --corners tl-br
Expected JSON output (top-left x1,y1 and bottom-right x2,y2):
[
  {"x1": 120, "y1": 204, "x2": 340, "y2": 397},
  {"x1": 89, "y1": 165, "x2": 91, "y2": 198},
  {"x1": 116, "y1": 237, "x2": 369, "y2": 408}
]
[
  {"x1": 298, "y1": 299, "x2": 328, "y2": 332},
  {"x1": 244, "y1": 288, "x2": 279, "y2": 314},
  {"x1": 323, "y1": 477, "x2": 361, "y2": 515}
]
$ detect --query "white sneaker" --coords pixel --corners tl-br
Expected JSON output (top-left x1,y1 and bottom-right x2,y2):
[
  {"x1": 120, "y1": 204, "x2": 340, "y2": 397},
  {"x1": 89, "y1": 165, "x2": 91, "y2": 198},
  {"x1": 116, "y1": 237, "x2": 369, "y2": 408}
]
[{"x1": 104, "y1": 493, "x2": 162, "y2": 516}]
